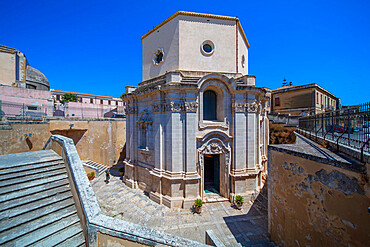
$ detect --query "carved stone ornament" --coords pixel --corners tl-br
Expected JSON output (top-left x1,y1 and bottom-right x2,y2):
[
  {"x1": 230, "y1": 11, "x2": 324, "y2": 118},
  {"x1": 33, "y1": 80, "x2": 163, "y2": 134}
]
[
  {"x1": 232, "y1": 101, "x2": 261, "y2": 113},
  {"x1": 126, "y1": 106, "x2": 137, "y2": 114},
  {"x1": 199, "y1": 139, "x2": 230, "y2": 155},
  {"x1": 152, "y1": 101, "x2": 198, "y2": 113},
  {"x1": 138, "y1": 109, "x2": 152, "y2": 122}
]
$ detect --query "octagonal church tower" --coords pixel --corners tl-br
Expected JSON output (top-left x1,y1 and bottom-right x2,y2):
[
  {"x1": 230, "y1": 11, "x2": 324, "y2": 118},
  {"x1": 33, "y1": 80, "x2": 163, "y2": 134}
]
[{"x1": 123, "y1": 11, "x2": 269, "y2": 208}]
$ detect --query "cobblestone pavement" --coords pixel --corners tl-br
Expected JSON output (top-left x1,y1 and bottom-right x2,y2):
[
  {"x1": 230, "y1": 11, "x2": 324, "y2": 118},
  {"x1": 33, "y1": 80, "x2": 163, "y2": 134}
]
[{"x1": 91, "y1": 170, "x2": 273, "y2": 246}]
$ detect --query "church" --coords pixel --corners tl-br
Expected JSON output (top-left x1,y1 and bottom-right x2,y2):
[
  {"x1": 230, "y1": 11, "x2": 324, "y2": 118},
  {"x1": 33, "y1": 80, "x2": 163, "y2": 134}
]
[{"x1": 122, "y1": 11, "x2": 270, "y2": 208}]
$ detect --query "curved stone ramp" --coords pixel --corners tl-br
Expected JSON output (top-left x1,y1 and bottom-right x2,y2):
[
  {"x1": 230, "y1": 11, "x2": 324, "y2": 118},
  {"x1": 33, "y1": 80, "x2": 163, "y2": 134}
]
[{"x1": 0, "y1": 150, "x2": 85, "y2": 246}]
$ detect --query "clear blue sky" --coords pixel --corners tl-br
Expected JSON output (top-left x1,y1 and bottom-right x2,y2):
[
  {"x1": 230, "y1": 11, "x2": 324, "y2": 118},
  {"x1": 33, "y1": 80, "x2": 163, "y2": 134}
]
[{"x1": 1, "y1": 0, "x2": 369, "y2": 105}]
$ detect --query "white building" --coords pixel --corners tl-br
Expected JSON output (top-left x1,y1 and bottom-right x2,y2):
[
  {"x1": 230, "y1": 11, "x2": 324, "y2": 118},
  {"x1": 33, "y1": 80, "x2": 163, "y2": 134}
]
[{"x1": 123, "y1": 11, "x2": 269, "y2": 208}]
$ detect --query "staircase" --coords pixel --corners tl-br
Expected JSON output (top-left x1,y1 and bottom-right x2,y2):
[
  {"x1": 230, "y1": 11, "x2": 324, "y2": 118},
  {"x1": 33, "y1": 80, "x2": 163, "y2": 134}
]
[
  {"x1": 82, "y1": 160, "x2": 108, "y2": 177},
  {"x1": 0, "y1": 150, "x2": 86, "y2": 246}
]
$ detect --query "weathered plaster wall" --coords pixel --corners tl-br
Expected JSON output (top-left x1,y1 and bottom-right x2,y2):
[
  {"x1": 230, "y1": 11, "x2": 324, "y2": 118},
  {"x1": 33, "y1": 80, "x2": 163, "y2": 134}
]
[
  {"x1": 0, "y1": 119, "x2": 126, "y2": 167},
  {"x1": 268, "y1": 149, "x2": 370, "y2": 247}
]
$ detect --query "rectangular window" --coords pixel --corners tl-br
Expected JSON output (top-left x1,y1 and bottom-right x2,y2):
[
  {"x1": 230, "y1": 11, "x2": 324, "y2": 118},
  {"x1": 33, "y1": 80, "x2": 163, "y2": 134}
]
[
  {"x1": 108, "y1": 100, "x2": 111, "y2": 105},
  {"x1": 116, "y1": 101, "x2": 118, "y2": 106},
  {"x1": 56, "y1": 95, "x2": 60, "y2": 100},
  {"x1": 79, "y1": 97, "x2": 82, "y2": 103},
  {"x1": 27, "y1": 106, "x2": 38, "y2": 111},
  {"x1": 100, "y1": 99, "x2": 103, "y2": 104},
  {"x1": 316, "y1": 93, "x2": 319, "y2": 105},
  {"x1": 275, "y1": 97, "x2": 280, "y2": 106},
  {"x1": 90, "y1": 98, "x2": 93, "y2": 104}
]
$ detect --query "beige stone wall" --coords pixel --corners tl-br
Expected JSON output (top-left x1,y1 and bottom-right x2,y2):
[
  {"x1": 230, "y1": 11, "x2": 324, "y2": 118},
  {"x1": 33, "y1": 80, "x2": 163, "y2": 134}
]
[
  {"x1": 268, "y1": 150, "x2": 370, "y2": 246},
  {"x1": 0, "y1": 51, "x2": 16, "y2": 85},
  {"x1": 272, "y1": 88, "x2": 314, "y2": 115},
  {"x1": 0, "y1": 119, "x2": 126, "y2": 167},
  {"x1": 179, "y1": 15, "x2": 237, "y2": 74}
]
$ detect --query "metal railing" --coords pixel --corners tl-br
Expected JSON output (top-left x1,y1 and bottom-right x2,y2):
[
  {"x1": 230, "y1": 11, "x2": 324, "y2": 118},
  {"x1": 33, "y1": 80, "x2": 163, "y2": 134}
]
[
  {"x1": 299, "y1": 102, "x2": 370, "y2": 154},
  {"x1": 0, "y1": 100, "x2": 126, "y2": 119},
  {"x1": 0, "y1": 100, "x2": 47, "y2": 119}
]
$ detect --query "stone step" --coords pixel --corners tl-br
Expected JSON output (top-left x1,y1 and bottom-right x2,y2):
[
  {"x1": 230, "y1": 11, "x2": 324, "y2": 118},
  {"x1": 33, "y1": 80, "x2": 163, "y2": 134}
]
[
  {"x1": 7, "y1": 214, "x2": 82, "y2": 247},
  {"x1": 0, "y1": 178, "x2": 69, "y2": 203},
  {"x1": 83, "y1": 160, "x2": 108, "y2": 176},
  {"x1": 54, "y1": 230, "x2": 86, "y2": 247},
  {"x1": 0, "y1": 150, "x2": 62, "y2": 169},
  {"x1": 0, "y1": 205, "x2": 77, "y2": 245},
  {"x1": 0, "y1": 168, "x2": 67, "y2": 187},
  {"x1": 0, "y1": 163, "x2": 66, "y2": 182},
  {"x1": 0, "y1": 190, "x2": 72, "y2": 220},
  {"x1": 31, "y1": 221, "x2": 85, "y2": 247},
  {"x1": 0, "y1": 184, "x2": 70, "y2": 212},
  {"x1": 0, "y1": 197, "x2": 75, "y2": 233},
  {"x1": 0, "y1": 160, "x2": 63, "y2": 176},
  {"x1": 0, "y1": 173, "x2": 67, "y2": 195}
]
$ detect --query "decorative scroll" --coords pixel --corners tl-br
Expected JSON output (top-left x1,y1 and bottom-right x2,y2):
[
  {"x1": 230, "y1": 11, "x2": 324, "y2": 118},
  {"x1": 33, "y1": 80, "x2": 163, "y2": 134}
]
[
  {"x1": 152, "y1": 101, "x2": 198, "y2": 113},
  {"x1": 232, "y1": 101, "x2": 264, "y2": 113},
  {"x1": 198, "y1": 138, "x2": 231, "y2": 155}
]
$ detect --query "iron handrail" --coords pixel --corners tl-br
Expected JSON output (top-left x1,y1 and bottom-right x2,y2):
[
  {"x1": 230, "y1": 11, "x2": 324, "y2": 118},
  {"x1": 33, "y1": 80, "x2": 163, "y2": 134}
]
[
  {"x1": 361, "y1": 138, "x2": 370, "y2": 163},
  {"x1": 336, "y1": 131, "x2": 347, "y2": 152}
]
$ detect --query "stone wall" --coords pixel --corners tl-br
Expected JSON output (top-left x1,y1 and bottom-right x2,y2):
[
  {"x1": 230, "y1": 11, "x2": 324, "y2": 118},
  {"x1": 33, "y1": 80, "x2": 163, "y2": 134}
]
[
  {"x1": 269, "y1": 122, "x2": 296, "y2": 144},
  {"x1": 268, "y1": 135, "x2": 370, "y2": 246},
  {"x1": 0, "y1": 118, "x2": 126, "y2": 167}
]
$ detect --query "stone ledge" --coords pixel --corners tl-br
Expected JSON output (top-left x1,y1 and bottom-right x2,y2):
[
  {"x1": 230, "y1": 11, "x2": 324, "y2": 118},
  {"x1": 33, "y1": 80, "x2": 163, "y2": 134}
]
[{"x1": 268, "y1": 132, "x2": 366, "y2": 174}]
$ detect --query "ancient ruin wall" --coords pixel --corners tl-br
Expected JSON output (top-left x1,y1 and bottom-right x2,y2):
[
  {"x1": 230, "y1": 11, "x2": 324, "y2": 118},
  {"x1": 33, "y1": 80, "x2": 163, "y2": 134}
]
[{"x1": 268, "y1": 150, "x2": 370, "y2": 247}]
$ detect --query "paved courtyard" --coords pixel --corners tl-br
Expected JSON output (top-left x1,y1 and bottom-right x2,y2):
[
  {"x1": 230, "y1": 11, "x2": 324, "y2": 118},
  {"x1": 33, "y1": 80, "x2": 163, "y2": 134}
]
[{"x1": 91, "y1": 167, "x2": 273, "y2": 246}]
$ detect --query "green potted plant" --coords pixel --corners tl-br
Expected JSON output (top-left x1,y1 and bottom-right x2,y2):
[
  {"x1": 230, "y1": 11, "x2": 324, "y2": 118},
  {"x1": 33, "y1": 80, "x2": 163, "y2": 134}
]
[
  {"x1": 87, "y1": 172, "x2": 95, "y2": 181},
  {"x1": 235, "y1": 195, "x2": 244, "y2": 210},
  {"x1": 194, "y1": 199, "x2": 204, "y2": 214},
  {"x1": 119, "y1": 167, "x2": 125, "y2": 176}
]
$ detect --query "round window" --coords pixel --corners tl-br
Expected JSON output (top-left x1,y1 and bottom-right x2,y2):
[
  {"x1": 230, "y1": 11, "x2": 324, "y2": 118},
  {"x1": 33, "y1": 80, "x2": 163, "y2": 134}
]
[
  {"x1": 201, "y1": 40, "x2": 215, "y2": 55},
  {"x1": 203, "y1": 44, "x2": 212, "y2": 53}
]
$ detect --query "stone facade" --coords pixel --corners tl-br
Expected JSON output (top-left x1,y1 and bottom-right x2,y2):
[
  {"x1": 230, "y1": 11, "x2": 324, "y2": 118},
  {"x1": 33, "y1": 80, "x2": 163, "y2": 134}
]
[
  {"x1": 271, "y1": 83, "x2": 339, "y2": 116},
  {"x1": 123, "y1": 11, "x2": 269, "y2": 208}
]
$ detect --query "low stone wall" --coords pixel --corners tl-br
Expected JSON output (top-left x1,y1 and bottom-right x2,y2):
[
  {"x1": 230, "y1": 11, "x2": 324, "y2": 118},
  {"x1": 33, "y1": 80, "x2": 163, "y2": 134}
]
[
  {"x1": 0, "y1": 118, "x2": 126, "y2": 167},
  {"x1": 268, "y1": 134, "x2": 370, "y2": 246},
  {"x1": 48, "y1": 135, "x2": 206, "y2": 247}
]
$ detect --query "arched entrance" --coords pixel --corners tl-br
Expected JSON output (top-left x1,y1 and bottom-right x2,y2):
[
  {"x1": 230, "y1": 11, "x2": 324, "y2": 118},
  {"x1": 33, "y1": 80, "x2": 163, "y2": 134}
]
[{"x1": 198, "y1": 135, "x2": 231, "y2": 201}]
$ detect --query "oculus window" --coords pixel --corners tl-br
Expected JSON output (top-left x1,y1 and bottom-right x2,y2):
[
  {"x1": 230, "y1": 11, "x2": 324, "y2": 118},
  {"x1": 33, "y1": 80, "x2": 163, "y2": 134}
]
[{"x1": 201, "y1": 40, "x2": 215, "y2": 56}]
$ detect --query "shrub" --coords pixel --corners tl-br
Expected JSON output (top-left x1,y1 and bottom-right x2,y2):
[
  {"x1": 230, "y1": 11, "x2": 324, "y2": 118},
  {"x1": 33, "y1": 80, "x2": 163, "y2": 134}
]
[
  {"x1": 235, "y1": 195, "x2": 244, "y2": 205},
  {"x1": 87, "y1": 172, "x2": 95, "y2": 178},
  {"x1": 194, "y1": 199, "x2": 203, "y2": 208}
]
